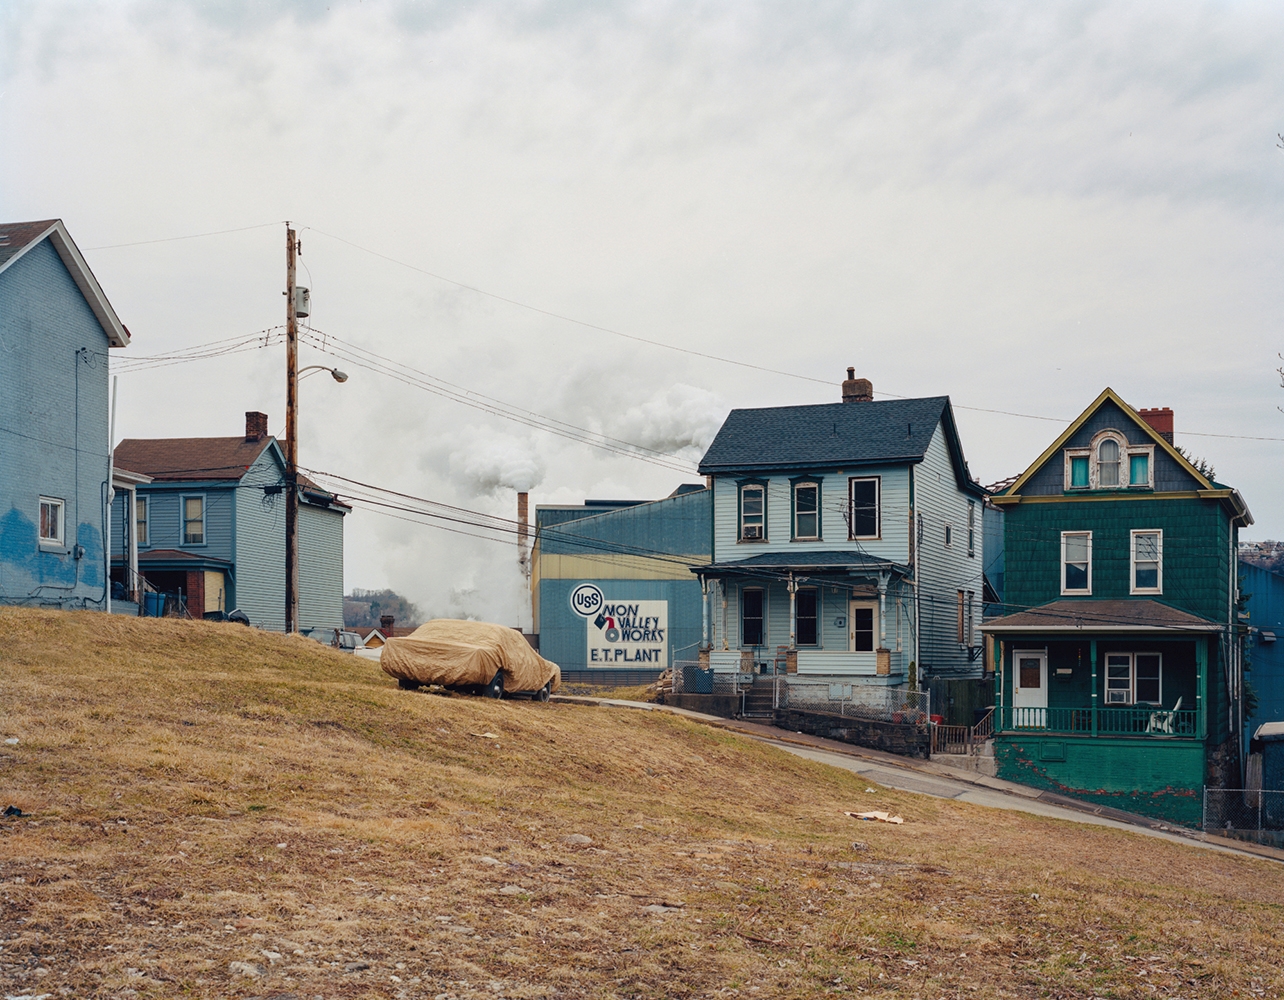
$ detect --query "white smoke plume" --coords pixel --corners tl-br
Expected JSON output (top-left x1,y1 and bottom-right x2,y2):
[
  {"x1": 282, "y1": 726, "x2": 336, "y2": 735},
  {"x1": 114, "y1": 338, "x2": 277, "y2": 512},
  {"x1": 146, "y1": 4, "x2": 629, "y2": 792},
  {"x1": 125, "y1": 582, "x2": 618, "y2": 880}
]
[
  {"x1": 450, "y1": 428, "x2": 546, "y2": 496},
  {"x1": 606, "y1": 384, "x2": 727, "y2": 460}
]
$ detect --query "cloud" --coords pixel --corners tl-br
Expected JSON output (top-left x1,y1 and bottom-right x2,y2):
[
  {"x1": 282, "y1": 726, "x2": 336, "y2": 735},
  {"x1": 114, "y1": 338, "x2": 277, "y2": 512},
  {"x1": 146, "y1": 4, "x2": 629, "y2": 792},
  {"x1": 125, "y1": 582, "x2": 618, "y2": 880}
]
[{"x1": 606, "y1": 383, "x2": 727, "y2": 461}]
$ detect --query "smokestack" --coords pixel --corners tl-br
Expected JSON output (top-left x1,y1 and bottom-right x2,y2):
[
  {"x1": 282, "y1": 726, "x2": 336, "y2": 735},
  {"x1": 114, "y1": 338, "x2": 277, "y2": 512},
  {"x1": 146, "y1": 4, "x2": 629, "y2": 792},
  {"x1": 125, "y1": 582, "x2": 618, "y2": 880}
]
[
  {"x1": 517, "y1": 492, "x2": 530, "y2": 575},
  {"x1": 245, "y1": 411, "x2": 268, "y2": 441},
  {"x1": 1138, "y1": 407, "x2": 1174, "y2": 445},
  {"x1": 842, "y1": 368, "x2": 873, "y2": 403}
]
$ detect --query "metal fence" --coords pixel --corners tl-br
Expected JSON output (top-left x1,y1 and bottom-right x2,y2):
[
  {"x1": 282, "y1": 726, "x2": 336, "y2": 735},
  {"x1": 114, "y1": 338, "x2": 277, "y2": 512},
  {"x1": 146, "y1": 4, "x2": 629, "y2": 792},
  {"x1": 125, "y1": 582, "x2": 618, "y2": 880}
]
[
  {"x1": 1202, "y1": 788, "x2": 1284, "y2": 848},
  {"x1": 782, "y1": 680, "x2": 930, "y2": 725}
]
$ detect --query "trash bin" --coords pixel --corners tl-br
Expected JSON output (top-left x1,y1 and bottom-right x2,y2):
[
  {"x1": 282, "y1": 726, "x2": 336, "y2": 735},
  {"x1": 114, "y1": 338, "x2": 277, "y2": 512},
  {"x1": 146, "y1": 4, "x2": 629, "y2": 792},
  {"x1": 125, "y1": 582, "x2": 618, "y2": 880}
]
[{"x1": 143, "y1": 592, "x2": 164, "y2": 617}]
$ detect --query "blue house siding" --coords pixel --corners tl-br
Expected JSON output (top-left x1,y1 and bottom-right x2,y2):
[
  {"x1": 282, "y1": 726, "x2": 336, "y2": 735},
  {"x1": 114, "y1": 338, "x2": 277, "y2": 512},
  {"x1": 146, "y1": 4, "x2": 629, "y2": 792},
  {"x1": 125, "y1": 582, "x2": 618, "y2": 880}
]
[
  {"x1": 232, "y1": 452, "x2": 288, "y2": 631},
  {"x1": 298, "y1": 501, "x2": 344, "y2": 631},
  {"x1": 0, "y1": 237, "x2": 113, "y2": 608},
  {"x1": 1242, "y1": 562, "x2": 1284, "y2": 745}
]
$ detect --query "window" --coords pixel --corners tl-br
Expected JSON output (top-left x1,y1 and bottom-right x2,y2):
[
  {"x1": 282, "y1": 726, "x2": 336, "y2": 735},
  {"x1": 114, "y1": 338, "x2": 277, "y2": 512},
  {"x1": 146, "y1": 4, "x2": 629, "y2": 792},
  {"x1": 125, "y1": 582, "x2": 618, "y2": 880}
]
[
  {"x1": 742, "y1": 588, "x2": 764, "y2": 646},
  {"x1": 1061, "y1": 531, "x2": 1092, "y2": 594},
  {"x1": 1105, "y1": 652, "x2": 1162, "y2": 705},
  {"x1": 38, "y1": 497, "x2": 64, "y2": 546},
  {"x1": 944, "y1": 524, "x2": 953, "y2": 547},
  {"x1": 1097, "y1": 439, "x2": 1120, "y2": 486},
  {"x1": 850, "y1": 605, "x2": 875, "y2": 652},
  {"x1": 848, "y1": 477, "x2": 880, "y2": 539},
  {"x1": 740, "y1": 483, "x2": 765, "y2": 541},
  {"x1": 183, "y1": 496, "x2": 205, "y2": 545},
  {"x1": 793, "y1": 481, "x2": 819, "y2": 539},
  {"x1": 795, "y1": 588, "x2": 818, "y2": 645},
  {"x1": 1129, "y1": 453, "x2": 1150, "y2": 486},
  {"x1": 136, "y1": 496, "x2": 148, "y2": 547},
  {"x1": 1131, "y1": 529, "x2": 1162, "y2": 594},
  {"x1": 1069, "y1": 455, "x2": 1090, "y2": 488},
  {"x1": 967, "y1": 501, "x2": 976, "y2": 557}
]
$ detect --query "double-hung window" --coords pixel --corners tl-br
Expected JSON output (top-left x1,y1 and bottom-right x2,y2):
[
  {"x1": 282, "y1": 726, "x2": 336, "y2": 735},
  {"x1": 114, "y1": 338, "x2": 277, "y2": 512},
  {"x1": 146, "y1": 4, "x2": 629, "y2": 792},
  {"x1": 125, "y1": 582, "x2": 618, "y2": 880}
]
[
  {"x1": 848, "y1": 477, "x2": 880, "y2": 539},
  {"x1": 1097, "y1": 439, "x2": 1121, "y2": 486},
  {"x1": 1131, "y1": 529, "x2": 1162, "y2": 594},
  {"x1": 795, "y1": 588, "x2": 818, "y2": 645},
  {"x1": 967, "y1": 501, "x2": 976, "y2": 557},
  {"x1": 793, "y1": 481, "x2": 820, "y2": 540},
  {"x1": 1061, "y1": 531, "x2": 1092, "y2": 594},
  {"x1": 38, "y1": 497, "x2": 65, "y2": 547},
  {"x1": 1105, "y1": 652, "x2": 1162, "y2": 705},
  {"x1": 136, "y1": 497, "x2": 149, "y2": 547},
  {"x1": 740, "y1": 483, "x2": 765, "y2": 541},
  {"x1": 183, "y1": 496, "x2": 206, "y2": 545},
  {"x1": 742, "y1": 588, "x2": 764, "y2": 646}
]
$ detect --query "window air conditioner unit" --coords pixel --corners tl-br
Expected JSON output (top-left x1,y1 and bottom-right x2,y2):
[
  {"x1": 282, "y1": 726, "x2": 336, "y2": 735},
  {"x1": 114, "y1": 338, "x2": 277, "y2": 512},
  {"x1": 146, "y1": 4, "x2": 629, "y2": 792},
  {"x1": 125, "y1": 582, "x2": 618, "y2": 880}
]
[
  {"x1": 742, "y1": 525, "x2": 762, "y2": 540},
  {"x1": 1106, "y1": 689, "x2": 1130, "y2": 705}
]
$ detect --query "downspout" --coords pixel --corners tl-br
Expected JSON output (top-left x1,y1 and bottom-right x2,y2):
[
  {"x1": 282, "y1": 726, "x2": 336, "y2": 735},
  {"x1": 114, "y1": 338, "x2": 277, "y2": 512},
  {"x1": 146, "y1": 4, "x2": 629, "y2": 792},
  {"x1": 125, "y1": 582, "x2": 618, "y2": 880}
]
[{"x1": 105, "y1": 375, "x2": 117, "y2": 614}]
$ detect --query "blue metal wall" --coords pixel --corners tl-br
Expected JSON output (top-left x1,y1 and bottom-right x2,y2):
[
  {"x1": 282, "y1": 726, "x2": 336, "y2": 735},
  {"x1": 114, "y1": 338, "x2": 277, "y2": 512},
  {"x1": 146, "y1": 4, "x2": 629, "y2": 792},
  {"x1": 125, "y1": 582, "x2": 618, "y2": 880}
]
[
  {"x1": 0, "y1": 239, "x2": 111, "y2": 607},
  {"x1": 534, "y1": 489, "x2": 710, "y2": 676}
]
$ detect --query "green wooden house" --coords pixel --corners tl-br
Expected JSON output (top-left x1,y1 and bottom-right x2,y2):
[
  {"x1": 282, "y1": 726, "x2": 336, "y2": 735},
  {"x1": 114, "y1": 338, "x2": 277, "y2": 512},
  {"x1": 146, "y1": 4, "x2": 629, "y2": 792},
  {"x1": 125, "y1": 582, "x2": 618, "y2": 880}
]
[{"x1": 983, "y1": 388, "x2": 1252, "y2": 826}]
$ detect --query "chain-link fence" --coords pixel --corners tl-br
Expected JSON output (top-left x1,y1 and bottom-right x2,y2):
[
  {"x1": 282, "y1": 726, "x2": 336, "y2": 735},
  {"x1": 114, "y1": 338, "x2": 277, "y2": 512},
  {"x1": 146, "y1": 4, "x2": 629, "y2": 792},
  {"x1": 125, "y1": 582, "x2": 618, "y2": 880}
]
[
  {"x1": 1202, "y1": 788, "x2": 1284, "y2": 848},
  {"x1": 673, "y1": 663, "x2": 747, "y2": 696}
]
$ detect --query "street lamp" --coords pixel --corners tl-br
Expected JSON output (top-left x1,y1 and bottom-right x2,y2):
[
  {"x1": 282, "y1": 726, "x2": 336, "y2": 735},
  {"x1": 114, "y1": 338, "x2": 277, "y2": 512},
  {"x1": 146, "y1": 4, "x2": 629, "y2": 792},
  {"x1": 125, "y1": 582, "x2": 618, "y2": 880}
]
[{"x1": 299, "y1": 365, "x2": 349, "y2": 382}]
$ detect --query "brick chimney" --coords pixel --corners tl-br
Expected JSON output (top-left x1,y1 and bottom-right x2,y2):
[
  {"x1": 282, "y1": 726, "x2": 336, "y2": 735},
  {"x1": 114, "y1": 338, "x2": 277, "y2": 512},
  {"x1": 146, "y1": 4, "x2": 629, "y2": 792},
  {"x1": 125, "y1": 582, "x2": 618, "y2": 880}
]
[
  {"x1": 1138, "y1": 407, "x2": 1173, "y2": 445},
  {"x1": 842, "y1": 367, "x2": 873, "y2": 403},
  {"x1": 245, "y1": 411, "x2": 268, "y2": 442},
  {"x1": 380, "y1": 614, "x2": 395, "y2": 636}
]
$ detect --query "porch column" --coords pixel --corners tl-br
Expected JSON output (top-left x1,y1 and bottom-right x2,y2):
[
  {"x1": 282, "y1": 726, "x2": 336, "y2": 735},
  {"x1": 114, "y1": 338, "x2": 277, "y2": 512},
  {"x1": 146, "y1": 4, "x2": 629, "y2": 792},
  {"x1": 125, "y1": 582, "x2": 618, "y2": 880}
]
[
  {"x1": 787, "y1": 573, "x2": 797, "y2": 649},
  {"x1": 700, "y1": 576, "x2": 709, "y2": 650},
  {"x1": 1197, "y1": 636, "x2": 1207, "y2": 740},
  {"x1": 721, "y1": 580, "x2": 729, "y2": 651},
  {"x1": 1090, "y1": 639, "x2": 1098, "y2": 737},
  {"x1": 877, "y1": 572, "x2": 889, "y2": 648}
]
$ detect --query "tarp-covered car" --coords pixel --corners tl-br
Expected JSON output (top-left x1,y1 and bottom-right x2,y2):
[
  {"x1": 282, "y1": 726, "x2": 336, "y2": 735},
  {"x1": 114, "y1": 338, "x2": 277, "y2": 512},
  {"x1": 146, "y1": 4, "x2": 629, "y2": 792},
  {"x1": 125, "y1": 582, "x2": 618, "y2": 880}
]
[{"x1": 380, "y1": 619, "x2": 561, "y2": 700}]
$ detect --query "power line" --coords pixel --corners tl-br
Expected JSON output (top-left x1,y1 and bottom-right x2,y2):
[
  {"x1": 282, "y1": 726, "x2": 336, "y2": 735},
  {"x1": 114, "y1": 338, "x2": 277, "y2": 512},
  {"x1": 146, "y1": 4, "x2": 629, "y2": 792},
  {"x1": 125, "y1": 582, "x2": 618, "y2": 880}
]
[{"x1": 82, "y1": 221, "x2": 285, "y2": 252}]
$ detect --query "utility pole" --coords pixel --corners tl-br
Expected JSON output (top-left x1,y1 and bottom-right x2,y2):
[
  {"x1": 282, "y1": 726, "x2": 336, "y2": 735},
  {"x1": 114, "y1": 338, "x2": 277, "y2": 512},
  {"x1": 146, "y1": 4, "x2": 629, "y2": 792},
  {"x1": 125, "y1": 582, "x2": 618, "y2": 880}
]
[{"x1": 284, "y1": 223, "x2": 300, "y2": 633}]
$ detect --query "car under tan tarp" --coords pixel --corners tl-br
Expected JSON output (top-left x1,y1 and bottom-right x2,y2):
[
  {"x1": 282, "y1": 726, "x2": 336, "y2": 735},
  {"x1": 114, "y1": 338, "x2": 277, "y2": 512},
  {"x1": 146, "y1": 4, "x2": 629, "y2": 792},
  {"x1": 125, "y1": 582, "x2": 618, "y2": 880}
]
[{"x1": 380, "y1": 619, "x2": 561, "y2": 694}]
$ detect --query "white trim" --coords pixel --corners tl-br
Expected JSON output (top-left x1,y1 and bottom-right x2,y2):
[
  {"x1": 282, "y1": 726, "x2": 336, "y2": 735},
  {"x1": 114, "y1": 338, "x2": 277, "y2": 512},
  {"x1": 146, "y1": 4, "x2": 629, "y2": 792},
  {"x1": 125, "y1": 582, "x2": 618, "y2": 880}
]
[
  {"x1": 848, "y1": 599, "x2": 878, "y2": 652},
  {"x1": 38, "y1": 496, "x2": 65, "y2": 547},
  {"x1": 847, "y1": 476, "x2": 881, "y2": 540},
  {"x1": 741, "y1": 585, "x2": 766, "y2": 648},
  {"x1": 793, "y1": 481, "x2": 820, "y2": 540},
  {"x1": 1060, "y1": 530, "x2": 1092, "y2": 595},
  {"x1": 135, "y1": 494, "x2": 149, "y2": 548},
  {"x1": 739, "y1": 483, "x2": 766, "y2": 542},
  {"x1": 1104, "y1": 651, "x2": 1163, "y2": 706},
  {"x1": 0, "y1": 220, "x2": 130, "y2": 347},
  {"x1": 1130, "y1": 528, "x2": 1163, "y2": 595},
  {"x1": 1064, "y1": 447, "x2": 1091, "y2": 490}
]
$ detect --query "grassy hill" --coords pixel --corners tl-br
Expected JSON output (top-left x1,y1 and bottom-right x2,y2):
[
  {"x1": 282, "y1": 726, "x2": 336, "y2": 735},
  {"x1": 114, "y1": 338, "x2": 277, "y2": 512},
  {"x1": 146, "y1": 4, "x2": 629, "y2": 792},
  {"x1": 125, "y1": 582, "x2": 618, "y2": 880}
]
[{"x1": 0, "y1": 608, "x2": 1280, "y2": 999}]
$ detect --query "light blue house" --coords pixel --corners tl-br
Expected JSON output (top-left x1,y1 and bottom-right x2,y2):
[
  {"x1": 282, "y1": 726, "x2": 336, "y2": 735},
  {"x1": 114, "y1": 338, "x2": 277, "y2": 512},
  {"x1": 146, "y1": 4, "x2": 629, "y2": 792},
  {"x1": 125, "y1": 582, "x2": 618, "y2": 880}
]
[
  {"x1": 112, "y1": 411, "x2": 348, "y2": 630},
  {"x1": 0, "y1": 219, "x2": 131, "y2": 609},
  {"x1": 693, "y1": 371, "x2": 987, "y2": 695},
  {"x1": 532, "y1": 485, "x2": 709, "y2": 683}
]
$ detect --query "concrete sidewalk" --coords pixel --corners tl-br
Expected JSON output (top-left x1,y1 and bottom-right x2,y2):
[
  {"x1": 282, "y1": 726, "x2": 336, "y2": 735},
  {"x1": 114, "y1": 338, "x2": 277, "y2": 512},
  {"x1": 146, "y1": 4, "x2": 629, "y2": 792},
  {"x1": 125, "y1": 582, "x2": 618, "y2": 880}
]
[{"x1": 551, "y1": 694, "x2": 1284, "y2": 864}]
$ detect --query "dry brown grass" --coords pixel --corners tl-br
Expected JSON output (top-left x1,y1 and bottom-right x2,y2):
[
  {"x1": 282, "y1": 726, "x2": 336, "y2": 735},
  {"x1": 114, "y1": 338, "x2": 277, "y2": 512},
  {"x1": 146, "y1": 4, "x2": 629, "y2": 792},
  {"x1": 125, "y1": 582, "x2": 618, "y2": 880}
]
[{"x1": 0, "y1": 607, "x2": 1281, "y2": 999}]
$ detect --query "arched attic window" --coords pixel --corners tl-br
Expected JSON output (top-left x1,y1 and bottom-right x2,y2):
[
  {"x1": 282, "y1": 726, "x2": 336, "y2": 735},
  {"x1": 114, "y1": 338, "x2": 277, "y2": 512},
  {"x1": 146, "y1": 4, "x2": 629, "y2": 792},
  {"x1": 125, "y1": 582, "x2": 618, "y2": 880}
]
[{"x1": 1097, "y1": 438, "x2": 1121, "y2": 486}]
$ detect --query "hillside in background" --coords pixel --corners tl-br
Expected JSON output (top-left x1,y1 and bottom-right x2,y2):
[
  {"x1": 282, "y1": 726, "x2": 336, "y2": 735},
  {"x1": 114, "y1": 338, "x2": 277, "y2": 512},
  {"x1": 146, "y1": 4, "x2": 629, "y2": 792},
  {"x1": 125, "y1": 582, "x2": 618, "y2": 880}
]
[
  {"x1": 343, "y1": 588, "x2": 422, "y2": 629},
  {"x1": 0, "y1": 609, "x2": 1280, "y2": 998},
  {"x1": 1241, "y1": 540, "x2": 1284, "y2": 575}
]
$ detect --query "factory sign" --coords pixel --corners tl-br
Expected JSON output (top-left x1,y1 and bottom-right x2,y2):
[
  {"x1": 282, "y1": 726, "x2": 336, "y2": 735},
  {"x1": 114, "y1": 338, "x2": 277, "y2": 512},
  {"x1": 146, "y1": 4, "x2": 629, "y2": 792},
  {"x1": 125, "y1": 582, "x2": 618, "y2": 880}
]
[{"x1": 587, "y1": 598, "x2": 668, "y2": 666}]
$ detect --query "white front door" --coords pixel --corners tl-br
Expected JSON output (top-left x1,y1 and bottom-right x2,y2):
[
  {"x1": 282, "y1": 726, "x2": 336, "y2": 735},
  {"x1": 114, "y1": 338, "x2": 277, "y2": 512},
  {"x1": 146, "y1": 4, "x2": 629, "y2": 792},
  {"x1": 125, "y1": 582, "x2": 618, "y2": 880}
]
[
  {"x1": 1011, "y1": 649, "x2": 1047, "y2": 728},
  {"x1": 849, "y1": 601, "x2": 877, "y2": 652}
]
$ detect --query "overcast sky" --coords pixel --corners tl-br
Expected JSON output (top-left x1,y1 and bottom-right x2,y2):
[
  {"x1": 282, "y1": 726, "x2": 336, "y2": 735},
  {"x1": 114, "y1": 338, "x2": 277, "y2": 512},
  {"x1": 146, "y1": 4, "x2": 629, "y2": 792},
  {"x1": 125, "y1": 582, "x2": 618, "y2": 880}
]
[{"x1": 3, "y1": 1, "x2": 1283, "y2": 625}]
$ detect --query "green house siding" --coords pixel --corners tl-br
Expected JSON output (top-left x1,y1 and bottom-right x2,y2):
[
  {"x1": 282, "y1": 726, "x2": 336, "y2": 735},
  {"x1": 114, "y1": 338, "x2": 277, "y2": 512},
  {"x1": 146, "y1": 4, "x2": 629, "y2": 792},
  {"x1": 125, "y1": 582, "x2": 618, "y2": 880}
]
[
  {"x1": 994, "y1": 735, "x2": 1205, "y2": 826},
  {"x1": 1003, "y1": 497, "x2": 1230, "y2": 620}
]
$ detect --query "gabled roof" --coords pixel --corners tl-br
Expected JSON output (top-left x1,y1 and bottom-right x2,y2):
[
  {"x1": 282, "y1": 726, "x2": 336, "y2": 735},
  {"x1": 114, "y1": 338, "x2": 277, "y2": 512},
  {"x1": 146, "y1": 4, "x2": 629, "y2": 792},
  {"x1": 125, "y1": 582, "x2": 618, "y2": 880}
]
[
  {"x1": 698, "y1": 396, "x2": 983, "y2": 494},
  {"x1": 994, "y1": 387, "x2": 1252, "y2": 526},
  {"x1": 114, "y1": 436, "x2": 280, "y2": 481},
  {"x1": 0, "y1": 219, "x2": 130, "y2": 348}
]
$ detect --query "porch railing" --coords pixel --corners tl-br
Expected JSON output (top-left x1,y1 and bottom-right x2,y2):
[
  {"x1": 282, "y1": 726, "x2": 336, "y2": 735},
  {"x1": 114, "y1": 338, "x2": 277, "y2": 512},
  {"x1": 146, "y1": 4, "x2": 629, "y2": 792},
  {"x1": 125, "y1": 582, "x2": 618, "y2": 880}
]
[
  {"x1": 930, "y1": 707, "x2": 995, "y2": 756},
  {"x1": 1001, "y1": 705, "x2": 1200, "y2": 737}
]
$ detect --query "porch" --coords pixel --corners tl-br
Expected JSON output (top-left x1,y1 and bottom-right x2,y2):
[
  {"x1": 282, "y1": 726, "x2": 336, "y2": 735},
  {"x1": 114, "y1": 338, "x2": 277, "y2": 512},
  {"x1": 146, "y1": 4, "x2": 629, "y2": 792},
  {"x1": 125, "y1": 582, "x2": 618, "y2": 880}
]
[{"x1": 707, "y1": 647, "x2": 908, "y2": 677}]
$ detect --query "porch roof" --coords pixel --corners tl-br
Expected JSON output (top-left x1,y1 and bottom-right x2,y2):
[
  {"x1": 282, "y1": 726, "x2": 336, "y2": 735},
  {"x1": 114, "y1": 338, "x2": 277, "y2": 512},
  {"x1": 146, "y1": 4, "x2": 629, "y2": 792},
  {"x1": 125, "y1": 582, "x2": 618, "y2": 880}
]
[
  {"x1": 122, "y1": 549, "x2": 235, "y2": 573},
  {"x1": 691, "y1": 550, "x2": 911, "y2": 579},
  {"x1": 982, "y1": 599, "x2": 1219, "y2": 634}
]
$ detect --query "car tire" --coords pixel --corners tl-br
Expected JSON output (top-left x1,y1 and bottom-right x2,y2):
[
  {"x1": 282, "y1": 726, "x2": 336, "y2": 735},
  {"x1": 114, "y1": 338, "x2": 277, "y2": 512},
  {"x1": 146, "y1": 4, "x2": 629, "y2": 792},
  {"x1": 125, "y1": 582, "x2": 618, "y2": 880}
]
[
  {"x1": 397, "y1": 678, "x2": 421, "y2": 691},
  {"x1": 534, "y1": 681, "x2": 551, "y2": 703},
  {"x1": 485, "y1": 671, "x2": 505, "y2": 699}
]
